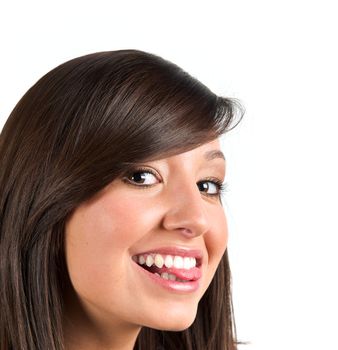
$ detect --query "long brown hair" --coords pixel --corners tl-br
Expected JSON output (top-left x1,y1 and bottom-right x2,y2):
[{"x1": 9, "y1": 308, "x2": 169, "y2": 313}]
[{"x1": 0, "y1": 50, "x2": 244, "y2": 349}]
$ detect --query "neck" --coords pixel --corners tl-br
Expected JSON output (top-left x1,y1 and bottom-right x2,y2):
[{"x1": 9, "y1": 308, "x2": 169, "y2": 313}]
[
  {"x1": 63, "y1": 318, "x2": 141, "y2": 350},
  {"x1": 62, "y1": 282, "x2": 141, "y2": 350}
]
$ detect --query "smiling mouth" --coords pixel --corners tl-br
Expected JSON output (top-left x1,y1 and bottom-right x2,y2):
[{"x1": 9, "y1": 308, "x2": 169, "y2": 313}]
[{"x1": 132, "y1": 252, "x2": 202, "y2": 282}]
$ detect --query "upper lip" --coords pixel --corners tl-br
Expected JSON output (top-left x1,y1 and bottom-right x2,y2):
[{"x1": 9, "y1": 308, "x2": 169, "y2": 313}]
[{"x1": 132, "y1": 246, "x2": 204, "y2": 265}]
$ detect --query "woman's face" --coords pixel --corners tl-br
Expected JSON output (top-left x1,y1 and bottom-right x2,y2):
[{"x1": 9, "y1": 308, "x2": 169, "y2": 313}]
[{"x1": 63, "y1": 138, "x2": 228, "y2": 338}]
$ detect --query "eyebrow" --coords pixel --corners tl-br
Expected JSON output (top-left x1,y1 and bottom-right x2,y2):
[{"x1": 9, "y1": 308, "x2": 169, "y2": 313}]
[{"x1": 204, "y1": 150, "x2": 226, "y2": 161}]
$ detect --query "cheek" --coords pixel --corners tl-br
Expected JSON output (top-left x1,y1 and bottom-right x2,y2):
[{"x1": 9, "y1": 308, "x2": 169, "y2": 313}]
[
  {"x1": 63, "y1": 192, "x2": 159, "y2": 300},
  {"x1": 65, "y1": 192, "x2": 145, "y2": 256},
  {"x1": 205, "y1": 207, "x2": 228, "y2": 272}
]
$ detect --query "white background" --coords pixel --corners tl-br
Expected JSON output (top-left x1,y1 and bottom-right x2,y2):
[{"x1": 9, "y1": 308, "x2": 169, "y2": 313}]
[{"x1": 1, "y1": 1, "x2": 337, "y2": 349}]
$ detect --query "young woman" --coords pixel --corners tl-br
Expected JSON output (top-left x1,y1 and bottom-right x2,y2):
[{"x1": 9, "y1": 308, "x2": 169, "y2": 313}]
[{"x1": 0, "y1": 50, "x2": 244, "y2": 349}]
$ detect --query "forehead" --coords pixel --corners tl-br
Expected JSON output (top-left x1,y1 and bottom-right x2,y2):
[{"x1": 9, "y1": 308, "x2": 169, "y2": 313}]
[
  {"x1": 202, "y1": 138, "x2": 220, "y2": 150},
  {"x1": 145, "y1": 140, "x2": 225, "y2": 174},
  {"x1": 169, "y1": 138, "x2": 221, "y2": 160},
  {"x1": 121, "y1": 138, "x2": 224, "y2": 173}
]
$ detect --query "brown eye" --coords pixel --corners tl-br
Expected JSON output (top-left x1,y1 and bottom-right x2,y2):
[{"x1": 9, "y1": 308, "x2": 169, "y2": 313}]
[
  {"x1": 123, "y1": 168, "x2": 159, "y2": 186},
  {"x1": 197, "y1": 178, "x2": 228, "y2": 198},
  {"x1": 197, "y1": 181, "x2": 218, "y2": 195}
]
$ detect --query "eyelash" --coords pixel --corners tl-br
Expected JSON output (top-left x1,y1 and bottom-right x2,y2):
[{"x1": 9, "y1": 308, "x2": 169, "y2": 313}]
[{"x1": 122, "y1": 167, "x2": 228, "y2": 199}]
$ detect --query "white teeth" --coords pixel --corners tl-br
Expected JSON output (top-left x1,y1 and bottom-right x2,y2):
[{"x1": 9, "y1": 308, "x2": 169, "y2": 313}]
[
  {"x1": 136, "y1": 253, "x2": 198, "y2": 270},
  {"x1": 146, "y1": 255, "x2": 154, "y2": 267},
  {"x1": 154, "y1": 254, "x2": 164, "y2": 268},
  {"x1": 173, "y1": 256, "x2": 184, "y2": 269},
  {"x1": 161, "y1": 272, "x2": 169, "y2": 280},
  {"x1": 183, "y1": 257, "x2": 191, "y2": 269},
  {"x1": 160, "y1": 272, "x2": 183, "y2": 281},
  {"x1": 190, "y1": 257, "x2": 196, "y2": 267},
  {"x1": 164, "y1": 255, "x2": 173, "y2": 268},
  {"x1": 152, "y1": 271, "x2": 187, "y2": 282},
  {"x1": 168, "y1": 273, "x2": 176, "y2": 281}
]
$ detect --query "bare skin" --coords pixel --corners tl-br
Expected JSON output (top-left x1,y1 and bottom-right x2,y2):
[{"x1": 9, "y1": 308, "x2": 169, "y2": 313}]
[{"x1": 62, "y1": 138, "x2": 228, "y2": 350}]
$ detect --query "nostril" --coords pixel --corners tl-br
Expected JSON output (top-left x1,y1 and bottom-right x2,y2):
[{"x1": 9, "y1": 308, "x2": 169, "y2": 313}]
[
  {"x1": 179, "y1": 228, "x2": 195, "y2": 237},
  {"x1": 182, "y1": 228, "x2": 193, "y2": 234}
]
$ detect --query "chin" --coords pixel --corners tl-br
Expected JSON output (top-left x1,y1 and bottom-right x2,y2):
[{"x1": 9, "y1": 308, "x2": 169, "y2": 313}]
[{"x1": 144, "y1": 306, "x2": 198, "y2": 331}]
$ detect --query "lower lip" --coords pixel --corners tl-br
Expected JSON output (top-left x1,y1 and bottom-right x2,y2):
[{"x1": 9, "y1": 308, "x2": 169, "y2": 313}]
[{"x1": 132, "y1": 261, "x2": 201, "y2": 293}]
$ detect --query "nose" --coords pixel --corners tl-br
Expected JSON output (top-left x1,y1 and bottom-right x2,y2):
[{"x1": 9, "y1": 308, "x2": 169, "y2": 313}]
[{"x1": 161, "y1": 179, "x2": 210, "y2": 239}]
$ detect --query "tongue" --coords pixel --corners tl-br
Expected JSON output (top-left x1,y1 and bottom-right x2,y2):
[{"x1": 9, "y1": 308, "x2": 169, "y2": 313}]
[{"x1": 146, "y1": 265, "x2": 201, "y2": 281}]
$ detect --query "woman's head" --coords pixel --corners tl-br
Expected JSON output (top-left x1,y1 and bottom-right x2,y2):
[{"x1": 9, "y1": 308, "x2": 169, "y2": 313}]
[{"x1": 0, "y1": 50, "x2": 243, "y2": 349}]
